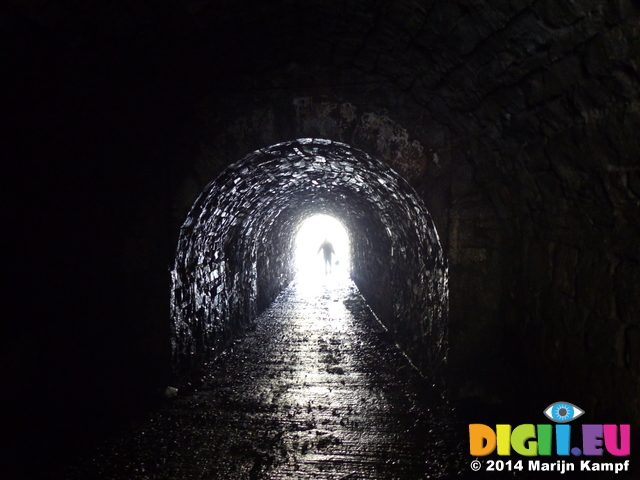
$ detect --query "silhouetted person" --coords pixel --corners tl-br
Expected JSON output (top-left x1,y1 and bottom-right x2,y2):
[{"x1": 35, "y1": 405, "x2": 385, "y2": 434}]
[{"x1": 317, "y1": 239, "x2": 335, "y2": 274}]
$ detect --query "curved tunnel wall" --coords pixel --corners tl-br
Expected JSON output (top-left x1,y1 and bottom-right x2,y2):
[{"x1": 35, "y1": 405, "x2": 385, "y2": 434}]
[{"x1": 171, "y1": 139, "x2": 448, "y2": 379}]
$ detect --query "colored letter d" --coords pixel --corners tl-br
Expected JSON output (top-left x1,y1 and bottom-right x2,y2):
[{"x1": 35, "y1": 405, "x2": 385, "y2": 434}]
[{"x1": 469, "y1": 424, "x2": 497, "y2": 456}]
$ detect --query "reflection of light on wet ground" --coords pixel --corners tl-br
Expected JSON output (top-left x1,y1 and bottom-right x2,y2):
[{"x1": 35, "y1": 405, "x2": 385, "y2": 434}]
[
  {"x1": 67, "y1": 276, "x2": 465, "y2": 479},
  {"x1": 281, "y1": 276, "x2": 356, "y2": 417},
  {"x1": 294, "y1": 267, "x2": 352, "y2": 303},
  {"x1": 263, "y1": 276, "x2": 464, "y2": 478}
]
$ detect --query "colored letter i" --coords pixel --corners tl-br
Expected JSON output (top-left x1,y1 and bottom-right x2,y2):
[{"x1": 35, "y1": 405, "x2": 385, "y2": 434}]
[
  {"x1": 537, "y1": 425, "x2": 552, "y2": 455},
  {"x1": 555, "y1": 424, "x2": 570, "y2": 456}
]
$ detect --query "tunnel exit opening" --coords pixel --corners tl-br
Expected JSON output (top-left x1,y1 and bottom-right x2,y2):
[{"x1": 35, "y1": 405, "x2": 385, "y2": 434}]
[{"x1": 294, "y1": 214, "x2": 350, "y2": 282}]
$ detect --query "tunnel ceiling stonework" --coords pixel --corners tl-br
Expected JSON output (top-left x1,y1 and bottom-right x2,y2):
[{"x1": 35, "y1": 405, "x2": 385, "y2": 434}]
[{"x1": 6, "y1": 0, "x2": 640, "y2": 425}]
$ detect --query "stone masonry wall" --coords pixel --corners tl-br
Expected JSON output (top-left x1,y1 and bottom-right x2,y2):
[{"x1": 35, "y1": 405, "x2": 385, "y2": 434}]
[{"x1": 171, "y1": 140, "x2": 448, "y2": 381}]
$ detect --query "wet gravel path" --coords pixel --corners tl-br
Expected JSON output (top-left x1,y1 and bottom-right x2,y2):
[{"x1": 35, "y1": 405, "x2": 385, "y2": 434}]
[{"x1": 67, "y1": 276, "x2": 467, "y2": 479}]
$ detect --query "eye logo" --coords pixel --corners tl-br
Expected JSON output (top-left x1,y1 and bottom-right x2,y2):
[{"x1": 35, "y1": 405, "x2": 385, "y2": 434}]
[{"x1": 543, "y1": 402, "x2": 584, "y2": 423}]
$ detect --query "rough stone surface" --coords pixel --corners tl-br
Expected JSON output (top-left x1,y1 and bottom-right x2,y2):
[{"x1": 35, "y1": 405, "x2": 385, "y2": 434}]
[{"x1": 172, "y1": 139, "x2": 448, "y2": 382}]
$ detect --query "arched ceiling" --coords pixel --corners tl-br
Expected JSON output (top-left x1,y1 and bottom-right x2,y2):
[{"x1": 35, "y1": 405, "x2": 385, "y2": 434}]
[
  {"x1": 8, "y1": 1, "x2": 638, "y2": 237},
  {"x1": 7, "y1": 0, "x2": 638, "y2": 132}
]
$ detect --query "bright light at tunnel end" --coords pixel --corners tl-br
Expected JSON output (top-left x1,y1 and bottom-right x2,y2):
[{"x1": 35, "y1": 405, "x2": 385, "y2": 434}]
[{"x1": 294, "y1": 214, "x2": 350, "y2": 281}]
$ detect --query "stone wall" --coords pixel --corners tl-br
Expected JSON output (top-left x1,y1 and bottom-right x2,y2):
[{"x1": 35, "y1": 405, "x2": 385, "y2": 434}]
[{"x1": 171, "y1": 139, "x2": 448, "y2": 380}]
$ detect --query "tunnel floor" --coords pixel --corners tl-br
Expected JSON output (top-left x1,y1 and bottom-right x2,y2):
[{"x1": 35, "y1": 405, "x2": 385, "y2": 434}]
[{"x1": 67, "y1": 275, "x2": 467, "y2": 479}]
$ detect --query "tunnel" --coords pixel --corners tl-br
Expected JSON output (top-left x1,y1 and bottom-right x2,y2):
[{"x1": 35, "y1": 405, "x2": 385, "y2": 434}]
[
  {"x1": 171, "y1": 138, "x2": 447, "y2": 380},
  {"x1": 4, "y1": 0, "x2": 640, "y2": 478}
]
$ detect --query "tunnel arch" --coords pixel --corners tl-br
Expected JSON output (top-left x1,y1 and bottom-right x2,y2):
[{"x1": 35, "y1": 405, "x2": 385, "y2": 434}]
[{"x1": 171, "y1": 138, "x2": 448, "y2": 381}]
